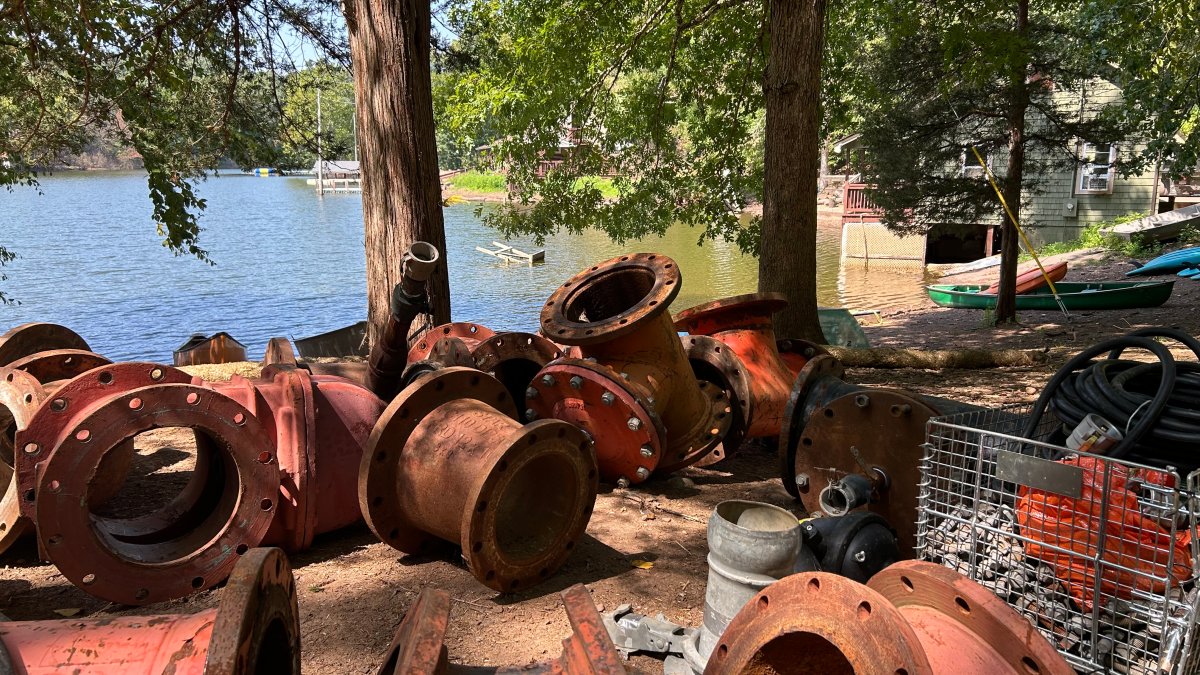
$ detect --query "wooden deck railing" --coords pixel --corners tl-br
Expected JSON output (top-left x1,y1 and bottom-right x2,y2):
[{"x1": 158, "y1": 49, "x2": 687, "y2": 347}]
[{"x1": 842, "y1": 183, "x2": 880, "y2": 214}]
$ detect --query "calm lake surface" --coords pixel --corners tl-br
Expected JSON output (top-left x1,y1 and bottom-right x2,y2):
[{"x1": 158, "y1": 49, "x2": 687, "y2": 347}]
[{"x1": 0, "y1": 171, "x2": 932, "y2": 361}]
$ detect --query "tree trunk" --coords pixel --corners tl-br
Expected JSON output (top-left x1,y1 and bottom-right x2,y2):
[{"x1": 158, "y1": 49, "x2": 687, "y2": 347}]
[
  {"x1": 345, "y1": 0, "x2": 451, "y2": 346},
  {"x1": 760, "y1": 0, "x2": 827, "y2": 343},
  {"x1": 995, "y1": 0, "x2": 1030, "y2": 324}
]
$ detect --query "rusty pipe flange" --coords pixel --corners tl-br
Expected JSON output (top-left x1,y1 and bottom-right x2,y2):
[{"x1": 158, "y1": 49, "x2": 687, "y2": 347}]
[
  {"x1": 6, "y1": 348, "x2": 112, "y2": 384},
  {"x1": 704, "y1": 571, "x2": 932, "y2": 675},
  {"x1": 472, "y1": 331, "x2": 564, "y2": 413},
  {"x1": 398, "y1": 336, "x2": 478, "y2": 391},
  {"x1": 541, "y1": 253, "x2": 681, "y2": 345},
  {"x1": 0, "y1": 546, "x2": 300, "y2": 673},
  {"x1": 777, "y1": 338, "x2": 830, "y2": 376},
  {"x1": 525, "y1": 358, "x2": 663, "y2": 484},
  {"x1": 681, "y1": 334, "x2": 750, "y2": 461},
  {"x1": 778, "y1": 354, "x2": 846, "y2": 500},
  {"x1": 0, "y1": 323, "x2": 90, "y2": 366},
  {"x1": 787, "y1": 389, "x2": 937, "y2": 554},
  {"x1": 0, "y1": 368, "x2": 45, "y2": 555},
  {"x1": 33, "y1": 382, "x2": 280, "y2": 604},
  {"x1": 14, "y1": 362, "x2": 194, "y2": 519},
  {"x1": 406, "y1": 322, "x2": 496, "y2": 363},
  {"x1": 376, "y1": 584, "x2": 623, "y2": 675},
  {"x1": 361, "y1": 367, "x2": 598, "y2": 592},
  {"x1": 206, "y1": 368, "x2": 386, "y2": 552},
  {"x1": 868, "y1": 561, "x2": 1074, "y2": 675},
  {"x1": 653, "y1": 380, "x2": 733, "y2": 473}
]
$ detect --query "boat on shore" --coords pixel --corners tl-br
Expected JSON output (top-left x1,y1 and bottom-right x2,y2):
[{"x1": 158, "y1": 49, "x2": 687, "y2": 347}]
[
  {"x1": 926, "y1": 281, "x2": 1176, "y2": 311},
  {"x1": 1126, "y1": 247, "x2": 1200, "y2": 276},
  {"x1": 981, "y1": 261, "x2": 1067, "y2": 295}
]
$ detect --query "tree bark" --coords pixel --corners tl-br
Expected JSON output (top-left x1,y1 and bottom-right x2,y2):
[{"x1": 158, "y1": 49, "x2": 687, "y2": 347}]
[
  {"x1": 760, "y1": 0, "x2": 827, "y2": 343},
  {"x1": 345, "y1": 0, "x2": 451, "y2": 346},
  {"x1": 995, "y1": 0, "x2": 1030, "y2": 324}
]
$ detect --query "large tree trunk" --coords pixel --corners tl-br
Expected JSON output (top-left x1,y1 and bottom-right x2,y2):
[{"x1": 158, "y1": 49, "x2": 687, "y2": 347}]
[
  {"x1": 995, "y1": 0, "x2": 1030, "y2": 324},
  {"x1": 345, "y1": 0, "x2": 451, "y2": 345},
  {"x1": 760, "y1": 0, "x2": 827, "y2": 343}
]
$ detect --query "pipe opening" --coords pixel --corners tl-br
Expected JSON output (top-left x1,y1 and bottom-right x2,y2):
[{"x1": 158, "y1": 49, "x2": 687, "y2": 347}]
[
  {"x1": 747, "y1": 632, "x2": 854, "y2": 674},
  {"x1": 495, "y1": 452, "x2": 580, "y2": 562},
  {"x1": 89, "y1": 427, "x2": 239, "y2": 564},
  {"x1": 256, "y1": 617, "x2": 297, "y2": 675},
  {"x1": 0, "y1": 401, "x2": 15, "y2": 474},
  {"x1": 490, "y1": 358, "x2": 543, "y2": 412},
  {"x1": 565, "y1": 267, "x2": 657, "y2": 323},
  {"x1": 716, "y1": 500, "x2": 798, "y2": 533}
]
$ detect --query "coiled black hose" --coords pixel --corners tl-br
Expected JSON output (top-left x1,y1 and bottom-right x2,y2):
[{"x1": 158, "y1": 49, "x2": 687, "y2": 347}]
[{"x1": 1023, "y1": 329, "x2": 1200, "y2": 471}]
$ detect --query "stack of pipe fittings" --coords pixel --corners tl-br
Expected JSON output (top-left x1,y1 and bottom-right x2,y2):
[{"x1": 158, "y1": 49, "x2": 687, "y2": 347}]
[
  {"x1": 1, "y1": 323, "x2": 386, "y2": 604},
  {"x1": 376, "y1": 584, "x2": 625, "y2": 674},
  {"x1": 526, "y1": 253, "x2": 734, "y2": 485},
  {"x1": 777, "y1": 354, "x2": 979, "y2": 552},
  {"x1": 706, "y1": 560, "x2": 1074, "y2": 675},
  {"x1": 0, "y1": 547, "x2": 301, "y2": 673},
  {"x1": 673, "y1": 292, "x2": 828, "y2": 460}
]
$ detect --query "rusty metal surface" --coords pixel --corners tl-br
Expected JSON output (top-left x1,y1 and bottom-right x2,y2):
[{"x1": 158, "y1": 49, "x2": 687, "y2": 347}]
[
  {"x1": 778, "y1": 355, "x2": 847, "y2": 501},
  {"x1": 536, "y1": 254, "x2": 731, "y2": 476},
  {"x1": 362, "y1": 367, "x2": 598, "y2": 592},
  {"x1": 674, "y1": 293, "x2": 804, "y2": 443},
  {"x1": 472, "y1": 331, "x2": 563, "y2": 414},
  {"x1": 0, "y1": 323, "x2": 90, "y2": 366},
  {"x1": 208, "y1": 368, "x2": 385, "y2": 552},
  {"x1": 24, "y1": 372, "x2": 280, "y2": 604},
  {"x1": 407, "y1": 322, "x2": 496, "y2": 363},
  {"x1": 6, "y1": 348, "x2": 111, "y2": 384},
  {"x1": 263, "y1": 337, "x2": 300, "y2": 368},
  {"x1": 525, "y1": 358, "x2": 662, "y2": 484},
  {"x1": 0, "y1": 546, "x2": 299, "y2": 674},
  {"x1": 869, "y1": 561, "x2": 1074, "y2": 675},
  {"x1": 777, "y1": 338, "x2": 830, "y2": 376},
  {"x1": 704, "y1": 571, "x2": 932, "y2": 675},
  {"x1": 0, "y1": 368, "x2": 45, "y2": 555},
  {"x1": 377, "y1": 584, "x2": 624, "y2": 675}
]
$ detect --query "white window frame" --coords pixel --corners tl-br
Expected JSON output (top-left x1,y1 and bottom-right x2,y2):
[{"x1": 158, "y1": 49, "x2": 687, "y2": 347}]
[
  {"x1": 1075, "y1": 142, "x2": 1117, "y2": 195},
  {"x1": 961, "y1": 146, "x2": 992, "y2": 178}
]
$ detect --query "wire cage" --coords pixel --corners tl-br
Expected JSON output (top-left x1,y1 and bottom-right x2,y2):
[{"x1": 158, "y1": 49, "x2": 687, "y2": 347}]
[{"x1": 917, "y1": 404, "x2": 1200, "y2": 674}]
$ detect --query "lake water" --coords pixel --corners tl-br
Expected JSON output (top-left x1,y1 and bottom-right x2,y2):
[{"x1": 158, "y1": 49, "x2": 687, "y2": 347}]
[{"x1": 0, "y1": 171, "x2": 932, "y2": 361}]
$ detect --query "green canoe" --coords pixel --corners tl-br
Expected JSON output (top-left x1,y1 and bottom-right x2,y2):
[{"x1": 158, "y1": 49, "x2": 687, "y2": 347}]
[{"x1": 926, "y1": 280, "x2": 1176, "y2": 310}]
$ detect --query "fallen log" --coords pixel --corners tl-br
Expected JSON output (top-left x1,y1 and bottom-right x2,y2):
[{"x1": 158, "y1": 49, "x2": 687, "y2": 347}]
[{"x1": 827, "y1": 346, "x2": 1052, "y2": 369}]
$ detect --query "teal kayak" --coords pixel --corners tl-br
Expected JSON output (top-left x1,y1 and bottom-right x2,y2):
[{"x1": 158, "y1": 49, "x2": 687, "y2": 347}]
[
  {"x1": 927, "y1": 281, "x2": 1176, "y2": 310},
  {"x1": 1127, "y1": 247, "x2": 1200, "y2": 276}
]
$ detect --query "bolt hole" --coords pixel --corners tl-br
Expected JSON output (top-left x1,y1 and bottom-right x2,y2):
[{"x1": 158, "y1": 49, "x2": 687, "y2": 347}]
[
  {"x1": 260, "y1": 498, "x2": 273, "y2": 511},
  {"x1": 823, "y1": 409, "x2": 834, "y2": 418},
  {"x1": 47, "y1": 534, "x2": 62, "y2": 545},
  {"x1": 955, "y1": 596, "x2": 970, "y2": 614},
  {"x1": 257, "y1": 451, "x2": 272, "y2": 463},
  {"x1": 857, "y1": 601, "x2": 872, "y2": 620},
  {"x1": 801, "y1": 437, "x2": 813, "y2": 446},
  {"x1": 186, "y1": 392, "x2": 200, "y2": 405},
  {"x1": 757, "y1": 595, "x2": 769, "y2": 611},
  {"x1": 82, "y1": 573, "x2": 96, "y2": 585},
  {"x1": 128, "y1": 397, "x2": 143, "y2": 410},
  {"x1": 1021, "y1": 657, "x2": 1040, "y2": 674},
  {"x1": 901, "y1": 576, "x2": 914, "y2": 592},
  {"x1": 75, "y1": 429, "x2": 90, "y2": 442},
  {"x1": 98, "y1": 372, "x2": 114, "y2": 385},
  {"x1": 717, "y1": 645, "x2": 728, "y2": 660},
  {"x1": 22, "y1": 442, "x2": 38, "y2": 455},
  {"x1": 48, "y1": 480, "x2": 61, "y2": 492},
  {"x1": 23, "y1": 489, "x2": 34, "y2": 503},
  {"x1": 149, "y1": 368, "x2": 164, "y2": 381},
  {"x1": 233, "y1": 413, "x2": 246, "y2": 425},
  {"x1": 135, "y1": 588, "x2": 149, "y2": 601},
  {"x1": 807, "y1": 578, "x2": 821, "y2": 593},
  {"x1": 476, "y1": 500, "x2": 488, "y2": 512},
  {"x1": 22, "y1": 393, "x2": 32, "y2": 405},
  {"x1": 236, "y1": 544, "x2": 249, "y2": 555},
  {"x1": 191, "y1": 576, "x2": 204, "y2": 589},
  {"x1": 50, "y1": 398, "x2": 67, "y2": 412}
]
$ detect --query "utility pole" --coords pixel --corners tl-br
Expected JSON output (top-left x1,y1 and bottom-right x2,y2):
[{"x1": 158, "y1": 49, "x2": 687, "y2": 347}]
[{"x1": 316, "y1": 88, "x2": 325, "y2": 196}]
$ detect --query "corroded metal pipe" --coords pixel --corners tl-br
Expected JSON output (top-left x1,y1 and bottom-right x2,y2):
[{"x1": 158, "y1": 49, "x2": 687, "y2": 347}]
[
  {"x1": 205, "y1": 366, "x2": 386, "y2": 552},
  {"x1": 366, "y1": 241, "x2": 442, "y2": 401},
  {"x1": 361, "y1": 367, "x2": 598, "y2": 592},
  {"x1": 704, "y1": 561, "x2": 1072, "y2": 675},
  {"x1": 529, "y1": 254, "x2": 732, "y2": 484},
  {"x1": 376, "y1": 584, "x2": 625, "y2": 674},
  {"x1": 16, "y1": 362, "x2": 281, "y2": 605},
  {"x1": 0, "y1": 547, "x2": 301, "y2": 674},
  {"x1": 675, "y1": 293, "x2": 828, "y2": 445},
  {"x1": 778, "y1": 355, "x2": 978, "y2": 552}
]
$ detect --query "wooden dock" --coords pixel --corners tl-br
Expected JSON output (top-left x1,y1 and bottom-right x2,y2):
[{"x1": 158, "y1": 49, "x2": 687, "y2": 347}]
[
  {"x1": 476, "y1": 241, "x2": 545, "y2": 265},
  {"x1": 306, "y1": 177, "x2": 362, "y2": 192}
]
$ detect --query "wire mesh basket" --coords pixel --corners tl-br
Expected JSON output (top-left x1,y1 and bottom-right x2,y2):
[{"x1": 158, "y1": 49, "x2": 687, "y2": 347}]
[{"x1": 917, "y1": 404, "x2": 1200, "y2": 674}]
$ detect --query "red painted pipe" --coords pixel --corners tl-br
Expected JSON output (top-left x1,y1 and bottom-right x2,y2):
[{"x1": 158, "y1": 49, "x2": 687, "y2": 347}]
[{"x1": 0, "y1": 547, "x2": 300, "y2": 674}]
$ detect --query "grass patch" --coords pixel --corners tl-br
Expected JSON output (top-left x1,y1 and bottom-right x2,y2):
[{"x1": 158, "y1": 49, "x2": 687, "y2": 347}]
[
  {"x1": 1022, "y1": 212, "x2": 1176, "y2": 261},
  {"x1": 571, "y1": 176, "x2": 619, "y2": 199},
  {"x1": 447, "y1": 170, "x2": 506, "y2": 193}
]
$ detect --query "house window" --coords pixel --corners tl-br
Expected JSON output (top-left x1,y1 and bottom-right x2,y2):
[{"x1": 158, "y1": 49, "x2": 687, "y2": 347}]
[
  {"x1": 961, "y1": 146, "x2": 992, "y2": 178},
  {"x1": 1076, "y1": 143, "x2": 1116, "y2": 194}
]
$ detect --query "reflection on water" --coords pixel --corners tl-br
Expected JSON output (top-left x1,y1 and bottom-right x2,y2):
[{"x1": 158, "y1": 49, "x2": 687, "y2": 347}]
[{"x1": 0, "y1": 172, "x2": 933, "y2": 360}]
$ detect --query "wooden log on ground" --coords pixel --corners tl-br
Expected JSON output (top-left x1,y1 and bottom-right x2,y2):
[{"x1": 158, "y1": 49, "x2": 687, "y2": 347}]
[{"x1": 826, "y1": 346, "x2": 1052, "y2": 369}]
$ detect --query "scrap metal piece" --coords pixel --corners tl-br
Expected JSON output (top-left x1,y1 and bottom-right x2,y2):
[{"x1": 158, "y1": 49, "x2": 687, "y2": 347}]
[
  {"x1": 536, "y1": 253, "x2": 732, "y2": 478},
  {"x1": 361, "y1": 367, "x2": 598, "y2": 592},
  {"x1": 407, "y1": 322, "x2": 496, "y2": 363},
  {"x1": 603, "y1": 605, "x2": 697, "y2": 657},
  {"x1": 377, "y1": 584, "x2": 624, "y2": 674},
  {"x1": 704, "y1": 571, "x2": 931, "y2": 675},
  {"x1": 0, "y1": 546, "x2": 300, "y2": 674},
  {"x1": 868, "y1": 560, "x2": 1074, "y2": 675},
  {"x1": 0, "y1": 323, "x2": 89, "y2": 366},
  {"x1": 674, "y1": 293, "x2": 807, "y2": 442},
  {"x1": 0, "y1": 368, "x2": 44, "y2": 555},
  {"x1": 472, "y1": 331, "x2": 564, "y2": 413},
  {"x1": 6, "y1": 348, "x2": 111, "y2": 384}
]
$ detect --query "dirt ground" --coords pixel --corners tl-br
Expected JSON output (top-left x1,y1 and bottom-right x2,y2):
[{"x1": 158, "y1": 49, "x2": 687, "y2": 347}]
[{"x1": 1, "y1": 249, "x2": 1196, "y2": 673}]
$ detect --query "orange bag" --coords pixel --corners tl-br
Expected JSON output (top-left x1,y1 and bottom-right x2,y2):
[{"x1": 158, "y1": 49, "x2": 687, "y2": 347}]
[{"x1": 1016, "y1": 456, "x2": 1192, "y2": 610}]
